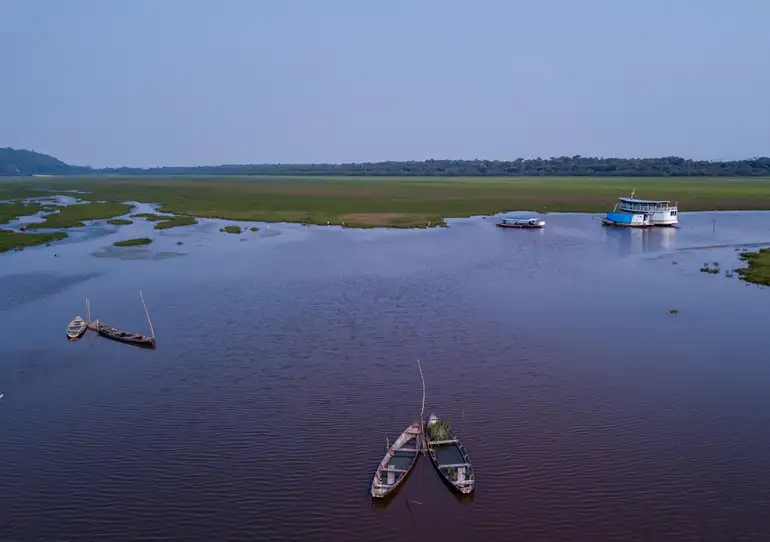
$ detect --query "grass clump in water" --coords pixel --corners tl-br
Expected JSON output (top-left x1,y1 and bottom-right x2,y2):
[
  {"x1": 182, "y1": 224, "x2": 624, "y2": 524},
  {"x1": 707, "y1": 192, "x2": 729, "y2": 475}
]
[
  {"x1": 736, "y1": 248, "x2": 770, "y2": 286},
  {"x1": 107, "y1": 218, "x2": 132, "y2": 225},
  {"x1": 27, "y1": 202, "x2": 132, "y2": 229},
  {"x1": 250, "y1": 226, "x2": 259, "y2": 232},
  {"x1": 220, "y1": 225, "x2": 242, "y2": 234},
  {"x1": 154, "y1": 215, "x2": 198, "y2": 230},
  {"x1": 0, "y1": 229, "x2": 67, "y2": 252},
  {"x1": 113, "y1": 237, "x2": 153, "y2": 247},
  {"x1": 0, "y1": 201, "x2": 42, "y2": 224},
  {"x1": 132, "y1": 213, "x2": 165, "y2": 221}
]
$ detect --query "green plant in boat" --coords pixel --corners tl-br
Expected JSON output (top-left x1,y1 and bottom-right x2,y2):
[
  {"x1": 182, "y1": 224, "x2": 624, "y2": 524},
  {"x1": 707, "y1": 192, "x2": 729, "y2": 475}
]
[{"x1": 428, "y1": 419, "x2": 452, "y2": 441}]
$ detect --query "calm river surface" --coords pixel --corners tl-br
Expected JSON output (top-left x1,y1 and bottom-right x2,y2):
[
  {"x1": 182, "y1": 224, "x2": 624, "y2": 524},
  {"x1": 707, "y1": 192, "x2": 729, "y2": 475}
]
[{"x1": 2, "y1": 211, "x2": 770, "y2": 541}]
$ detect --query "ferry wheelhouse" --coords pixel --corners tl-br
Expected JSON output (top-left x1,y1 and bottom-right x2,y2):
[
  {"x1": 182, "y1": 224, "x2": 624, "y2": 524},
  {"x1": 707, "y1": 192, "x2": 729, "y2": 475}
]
[{"x1": 602, "y1": 190, "x2": 678, "y2": 227}]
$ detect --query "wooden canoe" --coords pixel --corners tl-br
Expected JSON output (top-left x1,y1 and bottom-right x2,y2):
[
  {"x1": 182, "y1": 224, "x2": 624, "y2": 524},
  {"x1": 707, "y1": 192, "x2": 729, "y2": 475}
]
[
  {"x1": 91, "y1": 321, "x2": 156, "y2": 349},
  {"x1": 425, "y1": 414, "x2": 475, "y2": 494},
  {"x1": 370, "y1": 421, "x2": 421, "y2": 498},
  {"x1": 66, "y1": 316, "x2": 87, "y2": 340}
]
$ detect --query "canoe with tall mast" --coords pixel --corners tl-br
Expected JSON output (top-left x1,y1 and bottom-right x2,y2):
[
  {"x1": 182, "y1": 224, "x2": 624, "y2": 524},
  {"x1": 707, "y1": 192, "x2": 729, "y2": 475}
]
[
  {"x1": 85, "y1": 291, "x2": 157, "y2": 349},
  {"x1": 370, "y1": 361, "x2": 426, "y2": 498}
]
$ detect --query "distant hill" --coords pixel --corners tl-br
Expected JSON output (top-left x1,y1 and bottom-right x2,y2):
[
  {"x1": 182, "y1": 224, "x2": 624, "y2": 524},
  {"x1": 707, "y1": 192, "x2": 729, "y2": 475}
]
[
  {"x1": 2, "y1": 147, "x2": 770, "y2": 177},
  {"x1": 0, "y1": 148, "x2": 91, "y2": 176}
]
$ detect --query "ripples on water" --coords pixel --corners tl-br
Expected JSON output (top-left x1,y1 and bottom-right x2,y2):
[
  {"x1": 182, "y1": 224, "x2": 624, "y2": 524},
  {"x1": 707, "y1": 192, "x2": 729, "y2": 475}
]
[{"x1": 2, "y1": 212, "x2": 770, "y2": 541}]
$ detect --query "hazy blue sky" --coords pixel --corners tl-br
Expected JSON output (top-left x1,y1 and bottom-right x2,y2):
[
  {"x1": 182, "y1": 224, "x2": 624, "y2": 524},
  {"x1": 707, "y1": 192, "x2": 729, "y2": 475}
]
[{"x1": 2, "y1": 0, "x2": 768, "y2": 167}]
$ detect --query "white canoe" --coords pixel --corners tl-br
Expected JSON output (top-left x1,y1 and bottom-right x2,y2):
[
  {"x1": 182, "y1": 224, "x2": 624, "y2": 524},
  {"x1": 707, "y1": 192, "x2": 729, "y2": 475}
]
[{"x1": 66, "y1": 316, "x2": 87, "y2": 340}]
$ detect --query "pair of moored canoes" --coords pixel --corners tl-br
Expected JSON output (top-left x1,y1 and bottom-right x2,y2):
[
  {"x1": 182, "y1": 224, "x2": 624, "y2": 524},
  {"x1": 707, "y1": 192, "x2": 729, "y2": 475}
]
[
  {"x1": 370, "y1": 414, "x2": 474, "y2": 498},
  {"x1": 65, "y1": 293, "x2": 157, "y2": 349}
]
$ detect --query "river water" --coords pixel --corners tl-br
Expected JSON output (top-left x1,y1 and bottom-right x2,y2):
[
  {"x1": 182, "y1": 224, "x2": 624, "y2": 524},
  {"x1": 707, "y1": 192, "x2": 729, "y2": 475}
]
[{"x1": 1, "y1": 211, "x2": 770, "y2": 541}]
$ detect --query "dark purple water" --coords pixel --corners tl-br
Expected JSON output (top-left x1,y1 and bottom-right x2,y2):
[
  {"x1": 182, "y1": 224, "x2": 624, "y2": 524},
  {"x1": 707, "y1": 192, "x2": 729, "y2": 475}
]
[{"x1": 2, "y1": 211, "x2": 770, "y2": 541}]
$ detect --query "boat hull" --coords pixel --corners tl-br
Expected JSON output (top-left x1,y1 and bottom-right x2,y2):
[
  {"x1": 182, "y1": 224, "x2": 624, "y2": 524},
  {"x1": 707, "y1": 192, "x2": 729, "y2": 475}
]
[
  {"x1": 425, "y1": 415, "x2": 475, "y2": 495},
  {"x1": 66, "y1": 316, "x2": 87, "y2": 340},
  {"x1": 496, "y1": 223, "x2": 545, "y2": 229},
  {"x1": 602, "y1": 211, "x2": 652, "y2": 228},
  {"x1": 371, "y1": 421, "x2": 420, "y2": 499},
  {"x1": 90, "y1": 322, "x2": 156, "y2": 349}
]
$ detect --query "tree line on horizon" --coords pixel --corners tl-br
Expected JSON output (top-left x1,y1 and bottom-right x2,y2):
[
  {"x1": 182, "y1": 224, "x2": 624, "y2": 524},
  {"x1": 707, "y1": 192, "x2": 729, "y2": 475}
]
[{"x1": 2, "y1": 147, "x2": 770, "y2": 177}]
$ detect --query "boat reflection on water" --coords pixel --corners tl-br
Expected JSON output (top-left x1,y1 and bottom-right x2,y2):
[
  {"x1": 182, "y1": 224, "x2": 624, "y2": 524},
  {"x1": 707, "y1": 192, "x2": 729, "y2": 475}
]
[{"x1": 604, "y1": 225, "x2": 677, "y2": 257}]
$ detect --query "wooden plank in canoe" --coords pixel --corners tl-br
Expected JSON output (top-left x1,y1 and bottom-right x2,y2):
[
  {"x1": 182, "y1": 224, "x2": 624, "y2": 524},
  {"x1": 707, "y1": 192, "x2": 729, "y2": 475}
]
[{"x1": 438, "y1": 463, "x2": 471, "y2": 469}]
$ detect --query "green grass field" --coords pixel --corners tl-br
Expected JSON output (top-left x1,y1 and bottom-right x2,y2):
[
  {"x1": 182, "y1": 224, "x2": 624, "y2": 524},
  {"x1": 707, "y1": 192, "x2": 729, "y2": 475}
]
[{"x1": 2, "y1": 176, "x2": 770, "y2": 228}]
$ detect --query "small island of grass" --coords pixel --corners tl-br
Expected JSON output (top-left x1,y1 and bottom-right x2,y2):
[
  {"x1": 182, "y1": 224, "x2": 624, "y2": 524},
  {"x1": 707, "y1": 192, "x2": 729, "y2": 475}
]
[
  {"x1": 27, "y1": 202, "x2": 133, "y2": 229},
  {"x1": 154, "y1": 215, "x2": 198, "y2": 230},
  {"x1": 736, "y1": 248, "x2": 770, "y2": 286},
  {"x1": 107, "y1": 218, "x2": 133, "y2": 226},
  {"x1": 131, "y1": 213, "x2": 166, "y2": 221},
  {"x1": 113, "y1": 237, "x2": 153, "y2": 247},
  {"x1": 221, "y1": 225, "x2": 242, "y2": 234},
  {"x1": 0, "y1": 229, "x2": 68, "y2": 253},
  {"x1": 250, "y1": 226, "x2": 259, "y2": 232}
]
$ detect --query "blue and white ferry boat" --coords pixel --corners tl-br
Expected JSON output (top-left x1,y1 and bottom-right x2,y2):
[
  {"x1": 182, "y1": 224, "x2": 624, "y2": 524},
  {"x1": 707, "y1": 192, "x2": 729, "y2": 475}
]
[{"x1": 602, "y1": 190, "x2": 678, "y2": 228}]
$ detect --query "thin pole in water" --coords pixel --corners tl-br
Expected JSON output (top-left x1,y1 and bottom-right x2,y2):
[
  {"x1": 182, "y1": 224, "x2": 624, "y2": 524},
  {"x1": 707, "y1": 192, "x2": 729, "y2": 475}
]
[
  {"x1": 139, "y1": 290, "x2": 155, "y2": 339},
  {"x1": 417, "y1": 359, "x2": 426, "y2": 453}
]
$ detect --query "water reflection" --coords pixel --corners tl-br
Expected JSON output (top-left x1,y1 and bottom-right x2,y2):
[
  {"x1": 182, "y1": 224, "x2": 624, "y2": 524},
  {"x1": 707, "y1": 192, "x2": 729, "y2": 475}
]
[
  {"x1": 2, "y1": 211, "x2": 770, "y2": 541},
  {"x1": 604, "y1": 226, "x2": 677, "y2": 257}
]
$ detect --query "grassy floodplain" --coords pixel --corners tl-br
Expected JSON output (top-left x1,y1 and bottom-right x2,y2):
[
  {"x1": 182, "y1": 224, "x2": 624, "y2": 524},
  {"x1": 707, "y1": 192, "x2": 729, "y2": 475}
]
[
  {"x1": 113, "y1": 237, "x2": 153, "y2": 247},
  {"x1": 0, "y1": 229, "x2": 67, "y2": 252},
  {"x1": 26, "y1": 202, "x2": 132, "y2": 229},
  {"x1": 107, "y1": 218, "x2": 133, "y2": 225},
  {"x1": 1, "y1": 176, "x2": 770, "y2": 228}
]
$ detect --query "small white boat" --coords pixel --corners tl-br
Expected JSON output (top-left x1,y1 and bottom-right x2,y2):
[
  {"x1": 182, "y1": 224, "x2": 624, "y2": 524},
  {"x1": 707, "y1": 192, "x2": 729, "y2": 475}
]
[
  {"x1": 497, "y1": 216, "x2": 546, "y2": 229},
  {"x1": 66, "y1": 316, "x2": 87, "y2": 340}
]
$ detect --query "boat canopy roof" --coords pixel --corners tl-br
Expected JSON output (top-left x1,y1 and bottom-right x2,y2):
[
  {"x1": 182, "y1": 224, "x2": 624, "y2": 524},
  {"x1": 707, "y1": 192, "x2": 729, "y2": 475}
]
[{"x1": 619, "y1": 197, "x2": 671, "y2": 205}]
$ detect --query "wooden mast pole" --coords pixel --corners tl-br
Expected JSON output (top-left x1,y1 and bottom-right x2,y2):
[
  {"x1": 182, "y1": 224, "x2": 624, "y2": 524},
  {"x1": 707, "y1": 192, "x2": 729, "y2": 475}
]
[
  {"x1": 139, "y1": 290, "x2": 155, "y2": 339},
  {"x1": 417, "y1": 359, "x2": 426, "y2": 454}
]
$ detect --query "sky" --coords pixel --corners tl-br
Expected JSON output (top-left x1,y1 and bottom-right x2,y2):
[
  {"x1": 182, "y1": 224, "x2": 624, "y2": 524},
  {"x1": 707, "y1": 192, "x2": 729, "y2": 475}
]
[{"x1": 1, "y1": 0, "x2": 769, "y2": 167}]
